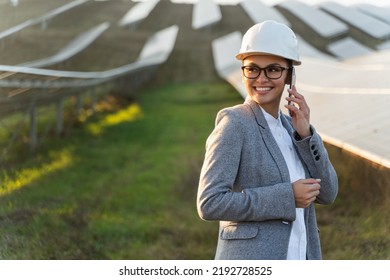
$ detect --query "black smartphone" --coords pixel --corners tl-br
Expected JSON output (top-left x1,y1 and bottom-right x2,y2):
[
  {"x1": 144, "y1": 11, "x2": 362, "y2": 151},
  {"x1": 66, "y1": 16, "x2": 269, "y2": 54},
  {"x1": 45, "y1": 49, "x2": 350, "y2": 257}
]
[{"x1": 288, "y1": 67, "x2": 296, "y2": 117}]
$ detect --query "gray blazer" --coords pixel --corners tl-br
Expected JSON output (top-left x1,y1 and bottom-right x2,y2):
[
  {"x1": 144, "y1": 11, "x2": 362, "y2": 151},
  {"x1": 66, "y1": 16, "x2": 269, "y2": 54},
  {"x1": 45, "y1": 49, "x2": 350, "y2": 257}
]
[{"x1": 197, "y1": 97, "x2": 338, "y2": 260}]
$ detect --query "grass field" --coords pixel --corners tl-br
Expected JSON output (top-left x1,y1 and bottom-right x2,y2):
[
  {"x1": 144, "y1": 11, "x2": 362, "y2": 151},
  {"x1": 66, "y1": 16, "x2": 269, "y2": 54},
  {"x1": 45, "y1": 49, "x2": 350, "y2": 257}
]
[
  {"x1": 0, "y1": 82, "x2": 239, "y2": 259},
  {"x1": 1, "y1": 82, "x2": 390, "y2": 259},
  {"x1": 1, "y1": 0, "x2": 390, "y2": 260}
]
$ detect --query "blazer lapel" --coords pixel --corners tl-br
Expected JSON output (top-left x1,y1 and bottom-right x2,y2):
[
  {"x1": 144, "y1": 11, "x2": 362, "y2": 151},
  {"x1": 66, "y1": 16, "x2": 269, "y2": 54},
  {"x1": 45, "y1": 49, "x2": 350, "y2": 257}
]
[{"x1": 244, "y1": 97, "x2": 290, "y2": 183}]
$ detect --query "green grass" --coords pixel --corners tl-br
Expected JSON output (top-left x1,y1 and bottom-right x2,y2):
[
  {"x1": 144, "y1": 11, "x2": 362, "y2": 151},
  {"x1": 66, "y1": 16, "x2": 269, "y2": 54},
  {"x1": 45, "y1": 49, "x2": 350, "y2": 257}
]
[
  {"x1": 1, "y1": 82, "x2": 390, "y2": 260},
  {"x1": 316, "y1": 147, "x2": 390, "y2": 260},
  {"x1": 0, "y1": 82, "x2": 241, "y2": 259}
]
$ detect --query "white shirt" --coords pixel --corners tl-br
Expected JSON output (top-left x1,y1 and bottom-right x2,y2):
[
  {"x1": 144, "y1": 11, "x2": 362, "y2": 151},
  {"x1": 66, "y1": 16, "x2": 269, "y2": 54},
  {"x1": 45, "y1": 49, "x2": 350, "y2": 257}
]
[{"x1": 261, "y1": 107, "x2": 307, "y2": 260}]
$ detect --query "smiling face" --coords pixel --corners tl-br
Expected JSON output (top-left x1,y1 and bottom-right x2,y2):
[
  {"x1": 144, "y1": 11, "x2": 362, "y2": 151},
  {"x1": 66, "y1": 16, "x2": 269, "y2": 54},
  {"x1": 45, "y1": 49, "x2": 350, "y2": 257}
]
[{"x1": 242, "y1": 55, "x2": 290, "y2": 118}]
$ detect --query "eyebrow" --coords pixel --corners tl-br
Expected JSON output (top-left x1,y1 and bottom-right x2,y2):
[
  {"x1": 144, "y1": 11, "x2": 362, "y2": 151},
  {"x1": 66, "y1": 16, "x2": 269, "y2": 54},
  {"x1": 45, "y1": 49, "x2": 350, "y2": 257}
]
[{"x1": 242, "y1": 62, "x2": 286, "y2": 68}]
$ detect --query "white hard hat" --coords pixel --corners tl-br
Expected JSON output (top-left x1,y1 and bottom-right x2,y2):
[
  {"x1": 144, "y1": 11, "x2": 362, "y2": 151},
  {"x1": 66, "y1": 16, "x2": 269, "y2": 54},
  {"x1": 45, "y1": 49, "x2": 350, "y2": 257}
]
[{"x1": 236, "y1": 20, "x2": 301, "y2": 65}]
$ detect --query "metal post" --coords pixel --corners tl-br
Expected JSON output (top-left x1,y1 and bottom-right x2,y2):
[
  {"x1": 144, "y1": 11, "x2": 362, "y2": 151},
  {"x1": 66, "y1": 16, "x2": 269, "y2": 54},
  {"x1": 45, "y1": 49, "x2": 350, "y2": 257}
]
[
  {"x1": 29, "y1": 105, "x2": 37, "y2": 152},
  {"x1": 76, "y1": 94, "x2": 83, "y2": 116},
  {"x1": 91, "y1": 88, "x2": 97, "y2": 113},
  {"x1": 56, "y1": 98, "x2": 63, "y2": 136}
]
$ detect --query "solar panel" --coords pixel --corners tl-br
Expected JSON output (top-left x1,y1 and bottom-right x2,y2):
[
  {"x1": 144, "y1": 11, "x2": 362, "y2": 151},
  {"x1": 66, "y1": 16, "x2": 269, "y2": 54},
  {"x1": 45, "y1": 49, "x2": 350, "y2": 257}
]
[{"x1": 192, "y1": 0, "x2": 222, "y2": 30}]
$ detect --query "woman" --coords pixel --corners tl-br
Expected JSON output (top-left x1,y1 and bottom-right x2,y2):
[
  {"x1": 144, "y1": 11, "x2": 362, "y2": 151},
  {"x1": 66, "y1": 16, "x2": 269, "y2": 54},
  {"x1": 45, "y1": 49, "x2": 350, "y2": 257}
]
[{"x1": 197, "y1": 20, "x2": 338, "y2": 260}]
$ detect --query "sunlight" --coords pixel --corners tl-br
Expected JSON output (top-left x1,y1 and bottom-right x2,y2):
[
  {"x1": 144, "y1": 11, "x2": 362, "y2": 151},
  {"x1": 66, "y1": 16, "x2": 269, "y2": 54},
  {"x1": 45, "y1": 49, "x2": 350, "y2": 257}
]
[
  {"x1": 87, "y1": 103, "x2": 143, "y2": 136},
  {"x1": 0, "y1": 149, "x2": 73, "y2": 196}
]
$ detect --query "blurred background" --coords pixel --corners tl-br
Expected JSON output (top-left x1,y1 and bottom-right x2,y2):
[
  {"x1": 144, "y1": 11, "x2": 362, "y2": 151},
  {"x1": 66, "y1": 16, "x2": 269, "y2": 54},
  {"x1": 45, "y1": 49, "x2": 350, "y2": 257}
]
[{"x1": 0, "y1": 0, "x2": 389, "y2": 259}]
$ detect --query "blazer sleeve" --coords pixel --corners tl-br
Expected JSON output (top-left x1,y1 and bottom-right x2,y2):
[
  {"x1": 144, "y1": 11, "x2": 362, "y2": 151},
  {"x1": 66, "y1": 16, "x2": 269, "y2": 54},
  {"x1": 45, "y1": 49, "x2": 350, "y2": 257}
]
[
  {"x1": 197, "y1": 108, "x2": 296, "y2": 222},
  {"x1": 293, "y1": 126, "x2": 338, "y2": 205}
]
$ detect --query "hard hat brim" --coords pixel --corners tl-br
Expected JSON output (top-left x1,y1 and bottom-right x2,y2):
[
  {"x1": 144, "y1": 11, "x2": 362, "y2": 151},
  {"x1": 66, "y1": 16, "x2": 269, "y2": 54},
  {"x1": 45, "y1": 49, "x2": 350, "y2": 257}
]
[{"x1": 235, "y1": 52, "x2": 302, "y2": 65}]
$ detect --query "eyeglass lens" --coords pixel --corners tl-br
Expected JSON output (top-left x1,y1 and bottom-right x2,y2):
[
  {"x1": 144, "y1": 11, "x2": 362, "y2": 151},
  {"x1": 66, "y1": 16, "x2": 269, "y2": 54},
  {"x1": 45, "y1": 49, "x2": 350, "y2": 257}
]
[{"x1": 242, "y1": 66, "x2": 286, "y2": 79}]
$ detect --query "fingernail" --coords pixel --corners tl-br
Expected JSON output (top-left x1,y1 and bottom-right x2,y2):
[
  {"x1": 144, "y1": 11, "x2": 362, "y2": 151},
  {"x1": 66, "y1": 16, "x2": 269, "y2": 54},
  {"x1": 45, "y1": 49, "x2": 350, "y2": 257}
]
[{"x1": 316, "y1": 179, "x2": 321, "y2": 182}]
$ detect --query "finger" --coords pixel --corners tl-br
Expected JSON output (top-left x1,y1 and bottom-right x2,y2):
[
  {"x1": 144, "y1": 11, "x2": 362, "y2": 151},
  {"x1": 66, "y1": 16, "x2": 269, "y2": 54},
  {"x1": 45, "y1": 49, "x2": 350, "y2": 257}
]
[
  {"x1": 286, "y1": 96, "x2": 308, "y2": 112},
  {"x1": 284, "y1": 104, "x2": 298, "y2": 114},
  {"x1": 287, "y1": 89, "x2": 309, "y2": 108},
  {"x1": 309, "y1": 188, "x2": 320, "y2": 196},
  {"x1": 303, "y1": 190, "x2": 319, "y2": 203},
  {"x1": 301, "y1": 178, "x2": 321, "y2": 184},
  {"x1": 288, "y1": 86, "x2": 304, "y2": 99},
  {"x1": 285, "y1": 100, "x2": 308, "y2": 117},
  {"x1": 310, "y1": 185, "x2": 321, "y2": 192}
]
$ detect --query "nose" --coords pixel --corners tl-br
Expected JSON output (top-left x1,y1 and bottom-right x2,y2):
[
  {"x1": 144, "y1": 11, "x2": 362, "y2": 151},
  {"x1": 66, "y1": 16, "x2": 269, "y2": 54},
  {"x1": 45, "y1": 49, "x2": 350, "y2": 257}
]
[{"x1": 256, "y1": 69, "x2": 269, "y2": 82}]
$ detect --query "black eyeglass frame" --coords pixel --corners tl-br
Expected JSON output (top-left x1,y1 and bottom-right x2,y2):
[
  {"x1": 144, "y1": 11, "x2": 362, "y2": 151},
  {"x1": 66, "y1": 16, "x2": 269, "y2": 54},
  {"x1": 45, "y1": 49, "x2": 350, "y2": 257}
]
[{"x1": 241, "y1": 65, "x2": 292, "y2": 80}]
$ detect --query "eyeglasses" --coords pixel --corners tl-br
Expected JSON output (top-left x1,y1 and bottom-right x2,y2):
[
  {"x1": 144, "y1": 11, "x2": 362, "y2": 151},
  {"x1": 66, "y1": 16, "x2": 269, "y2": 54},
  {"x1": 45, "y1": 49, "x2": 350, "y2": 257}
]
[{"x1": 241, "y1": 65, "x2": 292, "y2": 80}]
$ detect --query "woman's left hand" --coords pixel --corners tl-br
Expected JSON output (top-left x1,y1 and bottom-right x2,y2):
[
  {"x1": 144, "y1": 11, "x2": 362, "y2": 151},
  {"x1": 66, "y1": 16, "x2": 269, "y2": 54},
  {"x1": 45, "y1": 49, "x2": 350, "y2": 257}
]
[{"x1": 285, "y1": 85, "x2": 311, "y2": 138}]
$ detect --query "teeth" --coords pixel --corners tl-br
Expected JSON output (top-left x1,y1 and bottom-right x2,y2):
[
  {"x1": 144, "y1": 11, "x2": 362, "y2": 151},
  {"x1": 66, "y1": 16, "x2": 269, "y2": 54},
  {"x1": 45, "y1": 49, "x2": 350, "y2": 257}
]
[{"x1": 255, "y1": 87, "x2": 271, "y2": 91}]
